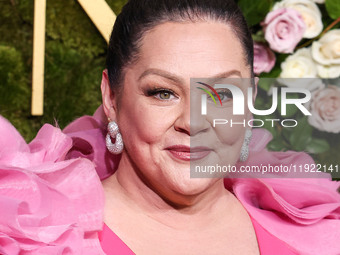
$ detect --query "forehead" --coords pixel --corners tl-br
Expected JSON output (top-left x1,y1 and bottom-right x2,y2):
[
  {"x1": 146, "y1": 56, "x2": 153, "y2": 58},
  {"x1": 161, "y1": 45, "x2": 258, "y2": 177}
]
[{"x1": 134, "y1": 21, "x2": 249, "y2": 79}]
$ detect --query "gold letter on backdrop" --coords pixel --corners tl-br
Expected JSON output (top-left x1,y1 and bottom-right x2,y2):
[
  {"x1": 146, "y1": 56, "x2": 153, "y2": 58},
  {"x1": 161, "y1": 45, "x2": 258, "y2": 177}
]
[
  {"x1": 77, "y1": 0, "x2": 116, "y2": 43},
  {"x1": 31, "y1": 0, "x2": 116, "y2": 115},
  {"x1": 31, "y1": 0, "x2": 46, "y2": 116}
]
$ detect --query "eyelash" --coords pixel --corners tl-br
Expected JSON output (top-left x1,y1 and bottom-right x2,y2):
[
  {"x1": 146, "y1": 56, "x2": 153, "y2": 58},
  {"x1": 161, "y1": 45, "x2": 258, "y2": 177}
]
[
  {"x1": 218, "y1": 89, "x2": 233, "y2": 100},
  {"x1": 146, "y1": 87, "x2": 177, "y2": 100},
  {"x1": 208, "y1": 89, "x2": 233, "y2": 102}
]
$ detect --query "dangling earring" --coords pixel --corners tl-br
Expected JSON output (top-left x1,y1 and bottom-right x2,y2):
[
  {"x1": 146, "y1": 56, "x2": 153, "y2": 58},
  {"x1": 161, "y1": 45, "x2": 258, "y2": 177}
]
[
  {"x1": 106, "y1": 120, "x2": 124, "y2": 154},
  {"x1": 239, "y1": 129, "x2": 252, "y2": 162}
]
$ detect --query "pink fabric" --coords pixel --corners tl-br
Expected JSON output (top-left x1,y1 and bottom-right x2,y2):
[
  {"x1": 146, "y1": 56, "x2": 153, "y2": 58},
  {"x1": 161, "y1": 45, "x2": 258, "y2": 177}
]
[
  {"x1": 250, "y1": 217, "x2": 298, "y2": 254},
  {"x1": 63, "y1": 105, "x2": 119, "y2": 180},
  {"x1": 1, "y1": 106, "x2": 340, "y2": 254},
  {"x1": 99, "y1": 224, "x2": 135, "y2": 255},
  {"x1": 224, "y1": 130, "x2": 340, "y2": 254},
  {"x1": 0, "y1": 115, "x2": 105, "y2": 255},
  {"x1": 99, "y1": 218, "x2": 299, "y2": 255}
]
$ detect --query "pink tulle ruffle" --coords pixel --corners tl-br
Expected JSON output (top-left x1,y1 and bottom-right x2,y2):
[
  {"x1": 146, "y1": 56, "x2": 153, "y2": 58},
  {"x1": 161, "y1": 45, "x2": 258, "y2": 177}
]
[
  {"x1": 226, "y1": 129, "x2": 340, "y2": 255},
  {"x1": 0, "y1": 116, "x2": 105, "y2": 255}
]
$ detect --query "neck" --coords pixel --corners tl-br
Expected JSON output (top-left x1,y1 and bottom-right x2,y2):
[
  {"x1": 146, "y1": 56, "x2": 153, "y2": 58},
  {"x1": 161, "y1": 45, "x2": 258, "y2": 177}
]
[{"x1": 103, "y1": 153, "x2": 237, "y2": 229}]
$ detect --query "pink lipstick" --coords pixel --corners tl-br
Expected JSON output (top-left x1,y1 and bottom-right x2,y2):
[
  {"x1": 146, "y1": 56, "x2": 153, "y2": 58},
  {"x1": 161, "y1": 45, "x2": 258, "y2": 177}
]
[{"x1": 165, "y1": 145, "x2": 212, "y2": 161}]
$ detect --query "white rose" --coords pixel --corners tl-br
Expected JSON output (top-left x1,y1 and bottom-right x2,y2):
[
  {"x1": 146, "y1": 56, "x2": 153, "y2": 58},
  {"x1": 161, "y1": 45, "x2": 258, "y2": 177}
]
[
  {"x1": 316, "y1": 64, "x2": 340, "y2": 78},
  {"x1": 312, "y1": 29, "x2": 340, "y2": 66},
  {"x1": 308, "y1": 85, "x2": 340, "y2": 133},
  {"x1": 273, "y1": 0, "x2": 323, "y2": 38},
  {"x1": 281, "y1": 48, "x2": 317, "y2": 78},
  {"x1": 279, "y1": 48, "x2": 324, "y2": 90}
]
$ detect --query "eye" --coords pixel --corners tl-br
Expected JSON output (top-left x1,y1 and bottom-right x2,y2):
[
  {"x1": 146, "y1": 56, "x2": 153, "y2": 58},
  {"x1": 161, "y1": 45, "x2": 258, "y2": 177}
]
[
  {"x1": 207, "y1": 89, "x2": 233, "y2": 104},
  {"x1": 216, "y1": 89, "x2": 233, "y2": 102},
  {"x1": 146, "y1": 88, "x2": 177, "y2": 100},
  {"x1": 158, "y1": 91, "x2": 173, "y2": 100}
]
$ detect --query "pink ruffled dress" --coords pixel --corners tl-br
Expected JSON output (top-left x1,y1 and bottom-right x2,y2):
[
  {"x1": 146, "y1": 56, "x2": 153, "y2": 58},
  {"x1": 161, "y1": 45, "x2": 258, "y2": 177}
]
[{"x1": 1, "y1": 106, "x2": 340, "y2": 255}]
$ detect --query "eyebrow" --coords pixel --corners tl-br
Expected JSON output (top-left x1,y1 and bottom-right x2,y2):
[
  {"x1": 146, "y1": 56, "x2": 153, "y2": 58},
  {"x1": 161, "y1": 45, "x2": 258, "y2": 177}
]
[{"x1": 138, "y1": 68, "x2": 242, "y2": 83}]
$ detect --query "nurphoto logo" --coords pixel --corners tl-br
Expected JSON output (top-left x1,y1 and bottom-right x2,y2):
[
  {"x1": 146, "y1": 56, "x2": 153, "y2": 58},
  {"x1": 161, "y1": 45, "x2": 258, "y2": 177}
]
[
  {"x1": 196, "y1": 79, "x2": 312, "y2": 128},
  {"x1": 199, "y1": 83, "x2": 311, "y2": 116}
]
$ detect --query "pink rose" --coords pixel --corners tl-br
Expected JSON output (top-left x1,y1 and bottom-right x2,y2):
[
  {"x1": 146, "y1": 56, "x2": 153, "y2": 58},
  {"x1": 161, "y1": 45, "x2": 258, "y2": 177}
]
[
  {"x1": 263, "y1": 8, "x2": 306, "y2": 53},
  {"x1": 308, "y1": 85, "x2": 340, "y2": 133},
  {"x1": 253, "y1": 42, "x2": 276, "y2": 75}
]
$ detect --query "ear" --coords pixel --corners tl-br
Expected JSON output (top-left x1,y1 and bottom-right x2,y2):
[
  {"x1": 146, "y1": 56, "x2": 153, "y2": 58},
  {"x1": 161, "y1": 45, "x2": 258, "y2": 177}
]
[{"x1": 101, "y1": 69, "x2": 117, "y2": 121}]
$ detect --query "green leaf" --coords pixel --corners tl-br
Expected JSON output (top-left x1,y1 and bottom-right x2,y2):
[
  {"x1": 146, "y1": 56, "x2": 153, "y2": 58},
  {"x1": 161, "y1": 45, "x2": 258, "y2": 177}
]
[
  {"x1": 325, "y1": 0, "x2": 340, "y2": 20},
  {"x1": 238, "y1": 0, "x2": 273, "y2": 26},
  {"x1": 258, "y1": 78, "x2": 274, "y2": 91},
  {"x1": 259, "y1": 66, "x2": 281, "y2": 79},
  {"x1": 253, "y1": 114, "x2": 278, "y2": 137},
  {"x1": 289, "y1": 117, "x2": 313, "y2": 151},
  {"x1": 252, "y1": 30, "x2": 266, "y2": 43},
  {"x1": 306, "y1": 139, "x2": 330, "y2": 154},
  {"x1": 267, "y1": 137, "x2": 286, "y2": 151},
  {"x1": 282, "y1": 127, "x2": 293, "y2": 142}
]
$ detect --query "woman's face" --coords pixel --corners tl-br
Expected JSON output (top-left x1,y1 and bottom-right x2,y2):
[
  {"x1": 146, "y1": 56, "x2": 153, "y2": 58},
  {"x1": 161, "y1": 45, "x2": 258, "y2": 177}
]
[{"x1": 103, "y1": 21, "x2": 252, "y2": 199}]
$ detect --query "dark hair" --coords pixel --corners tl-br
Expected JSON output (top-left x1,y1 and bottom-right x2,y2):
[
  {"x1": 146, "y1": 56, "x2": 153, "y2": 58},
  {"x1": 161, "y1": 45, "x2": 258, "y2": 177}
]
[{"x1": 106, "y1": 0, "x2": 254, "y2": 90}]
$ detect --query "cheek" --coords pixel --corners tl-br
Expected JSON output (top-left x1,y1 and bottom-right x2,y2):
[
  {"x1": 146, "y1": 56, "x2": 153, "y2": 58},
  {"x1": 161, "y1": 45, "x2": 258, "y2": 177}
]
[
  {"x1": 220, "y1": 115, "x2": 246, "y2": 145},
  {"x1": 207, "y1": 105, "x2": 246, "y2": 145},
  {"x1": 118, "y1": 99, "x2": 174, "y2": 146}
]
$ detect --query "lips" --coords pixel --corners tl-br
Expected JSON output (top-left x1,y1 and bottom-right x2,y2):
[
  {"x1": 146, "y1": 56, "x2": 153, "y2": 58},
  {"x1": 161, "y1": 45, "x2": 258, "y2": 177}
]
[{"x1": 165, "y1": 145, "x2": 212, "y2": 161}]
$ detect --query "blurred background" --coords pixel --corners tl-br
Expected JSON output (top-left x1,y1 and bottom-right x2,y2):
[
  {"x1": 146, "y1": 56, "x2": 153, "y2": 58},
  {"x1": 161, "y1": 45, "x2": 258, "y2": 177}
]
[
  {"x1": 0, "y1": 0, "x2": 127, "y2": 141},
  {"x1": 0, "y1": 0, "x2": 339, "y2": 178}
]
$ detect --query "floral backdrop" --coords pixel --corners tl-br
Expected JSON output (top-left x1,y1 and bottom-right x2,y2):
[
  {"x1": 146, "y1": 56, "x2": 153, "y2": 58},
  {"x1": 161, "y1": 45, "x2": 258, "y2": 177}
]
[
  {"x1": 240, "y1": 0, "x2": 340, "y2": 174},
  {"x1": 0, "y1": 0, "x2": 339, "y2": 177}
]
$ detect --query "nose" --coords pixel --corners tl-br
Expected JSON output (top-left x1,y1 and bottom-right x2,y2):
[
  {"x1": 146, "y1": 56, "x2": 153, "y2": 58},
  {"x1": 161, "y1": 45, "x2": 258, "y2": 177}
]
[
  {"x1": 174, "y1": 93, "x2": 210, "y2": 137},
  {"x1": 174, "y1": 100, "x2": 190, "y2": 136},
  {"x1": 190, "y1": 94, "x2": 210, "y2": 136}
]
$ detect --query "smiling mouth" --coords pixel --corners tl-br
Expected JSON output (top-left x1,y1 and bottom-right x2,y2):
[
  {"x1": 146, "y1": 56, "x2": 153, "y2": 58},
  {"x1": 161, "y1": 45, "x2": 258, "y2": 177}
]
[{"x1": 165, "y1": 145, "x2": 212, "y2": 161}]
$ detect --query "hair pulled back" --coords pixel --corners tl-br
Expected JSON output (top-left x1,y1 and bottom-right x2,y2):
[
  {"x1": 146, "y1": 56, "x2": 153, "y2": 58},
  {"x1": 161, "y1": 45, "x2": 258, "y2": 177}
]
[{"x1": 106, "y1": 0, "x2": 254, "y2": 90}]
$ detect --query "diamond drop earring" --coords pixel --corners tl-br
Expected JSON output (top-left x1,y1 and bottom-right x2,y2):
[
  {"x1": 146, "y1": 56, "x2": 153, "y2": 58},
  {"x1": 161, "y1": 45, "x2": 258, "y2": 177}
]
[
  {"x1": 239, "y1": 129, "x2": 252, "y2": 162},
  {"x1": 106, "y1": 120, "x2": 124, "y2": 154}
]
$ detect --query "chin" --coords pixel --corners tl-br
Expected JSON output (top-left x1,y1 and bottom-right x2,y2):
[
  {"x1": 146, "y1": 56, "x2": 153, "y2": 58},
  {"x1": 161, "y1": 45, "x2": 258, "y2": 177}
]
[
  {"x1": 167, "y1": 172, "x2": 218, "y2": 197},
  {"x1": 160, "y1": 177, "x2": 219, "y2": 208}
]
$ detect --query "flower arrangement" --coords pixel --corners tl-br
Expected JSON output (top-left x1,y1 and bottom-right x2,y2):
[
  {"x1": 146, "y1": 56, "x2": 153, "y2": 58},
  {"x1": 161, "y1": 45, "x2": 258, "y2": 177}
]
[{"x1": 238, "y1": 0, "x2": 340, "y2": 168}]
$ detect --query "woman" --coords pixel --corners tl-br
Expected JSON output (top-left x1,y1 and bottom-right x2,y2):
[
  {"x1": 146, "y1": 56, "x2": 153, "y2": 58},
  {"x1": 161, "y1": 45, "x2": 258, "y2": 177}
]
[
  {"x1": 101, "y1": 0, "x2": 259, "y2": 254},
  {"x1": 1, "y1": 0, "x2": 339, "y2": 254}
]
